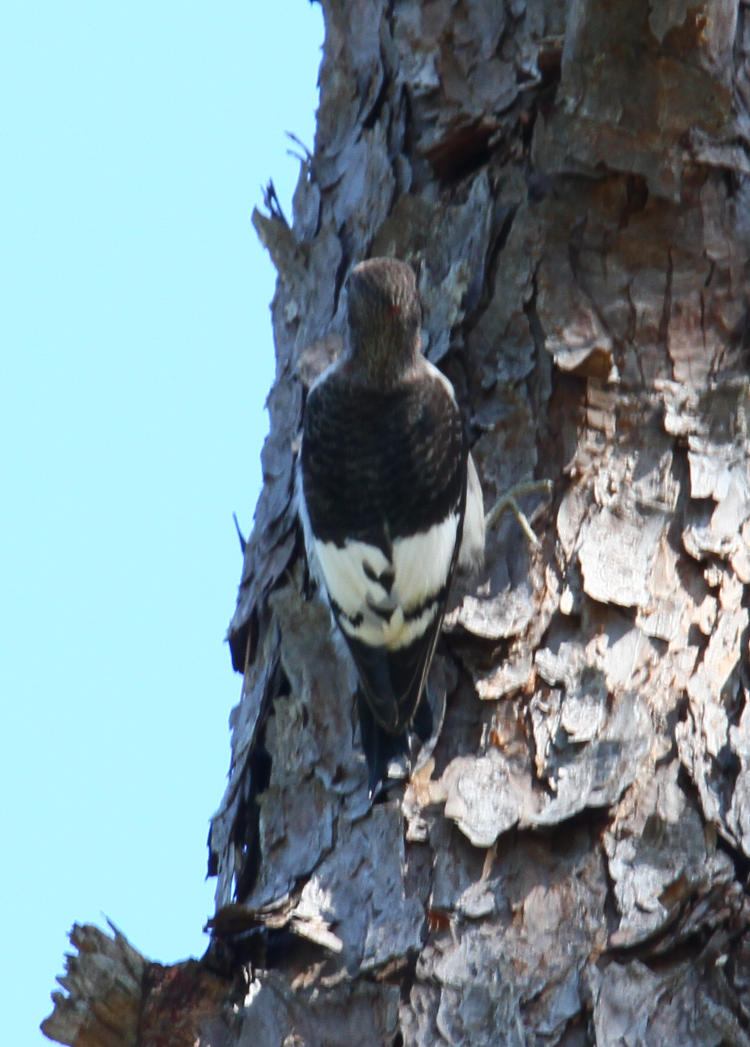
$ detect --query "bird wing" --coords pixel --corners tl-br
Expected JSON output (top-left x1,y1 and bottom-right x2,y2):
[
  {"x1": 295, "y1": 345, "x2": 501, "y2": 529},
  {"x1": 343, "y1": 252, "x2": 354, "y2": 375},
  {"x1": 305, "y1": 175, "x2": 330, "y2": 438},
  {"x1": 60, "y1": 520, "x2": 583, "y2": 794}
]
[{"x1": 300, "y1": 362, "x2": 468, "y2": 733}]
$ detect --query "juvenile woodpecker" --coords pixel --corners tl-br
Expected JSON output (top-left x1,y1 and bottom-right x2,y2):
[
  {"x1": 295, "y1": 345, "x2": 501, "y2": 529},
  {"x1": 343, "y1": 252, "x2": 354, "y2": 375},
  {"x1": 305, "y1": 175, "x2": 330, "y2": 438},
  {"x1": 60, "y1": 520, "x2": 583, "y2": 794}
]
[{"x1": 298, "y1": 257, "x2": 485, "y2": 794}]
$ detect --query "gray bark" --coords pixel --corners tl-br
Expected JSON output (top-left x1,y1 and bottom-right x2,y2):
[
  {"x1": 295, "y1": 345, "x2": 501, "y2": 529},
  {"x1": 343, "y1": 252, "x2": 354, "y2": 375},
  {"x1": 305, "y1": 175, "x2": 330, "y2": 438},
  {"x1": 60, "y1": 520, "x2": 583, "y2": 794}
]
[{"x1": 45, "y1": 0, "x2": 750, "y2": 1044}]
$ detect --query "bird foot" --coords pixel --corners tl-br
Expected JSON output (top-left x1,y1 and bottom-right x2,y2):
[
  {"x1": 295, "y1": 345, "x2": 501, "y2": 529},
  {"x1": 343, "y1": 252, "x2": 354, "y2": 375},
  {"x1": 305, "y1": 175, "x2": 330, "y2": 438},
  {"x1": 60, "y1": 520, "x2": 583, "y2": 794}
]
[{"x1": 484, "y1": 478, "x2": 553, "y2": 546}]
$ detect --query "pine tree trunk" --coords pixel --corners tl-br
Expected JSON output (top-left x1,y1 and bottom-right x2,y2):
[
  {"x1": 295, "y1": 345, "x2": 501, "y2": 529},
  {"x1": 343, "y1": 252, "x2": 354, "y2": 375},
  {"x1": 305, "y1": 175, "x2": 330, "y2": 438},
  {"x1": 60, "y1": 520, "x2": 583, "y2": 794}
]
[{"x1": 45, "y1": 0, "x2": 750, "y2": 1044}]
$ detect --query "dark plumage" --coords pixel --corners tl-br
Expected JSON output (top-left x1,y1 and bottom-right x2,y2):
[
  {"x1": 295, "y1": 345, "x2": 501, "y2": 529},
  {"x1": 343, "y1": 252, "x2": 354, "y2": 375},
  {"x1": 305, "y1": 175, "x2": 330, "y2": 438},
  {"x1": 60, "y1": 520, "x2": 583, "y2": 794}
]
[{"x1": 298, "y1": 257, "x2": 484, "y2": 794}]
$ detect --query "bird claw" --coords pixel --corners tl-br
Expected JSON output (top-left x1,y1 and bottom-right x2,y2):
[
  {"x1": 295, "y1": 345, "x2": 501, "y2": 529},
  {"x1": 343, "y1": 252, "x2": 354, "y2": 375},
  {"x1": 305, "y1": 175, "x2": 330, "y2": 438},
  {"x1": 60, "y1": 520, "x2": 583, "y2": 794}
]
[{"x1": 484, "y1": 478, "x2": 553, "y2": 545}]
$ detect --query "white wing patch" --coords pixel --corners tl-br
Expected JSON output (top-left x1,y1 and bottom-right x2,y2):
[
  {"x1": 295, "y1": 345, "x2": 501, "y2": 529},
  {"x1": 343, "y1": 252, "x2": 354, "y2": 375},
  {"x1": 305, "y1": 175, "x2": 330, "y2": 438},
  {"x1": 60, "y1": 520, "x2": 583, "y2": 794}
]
[
  {"x1": 312, "y1": 511, "x2": 459, "y2": 651},
  {"x1": 392, "y1": 513, "x2": 459, "y2": 610},
  {"x1": 314, "y1": 537, "x2": 391, "y2": 621}
]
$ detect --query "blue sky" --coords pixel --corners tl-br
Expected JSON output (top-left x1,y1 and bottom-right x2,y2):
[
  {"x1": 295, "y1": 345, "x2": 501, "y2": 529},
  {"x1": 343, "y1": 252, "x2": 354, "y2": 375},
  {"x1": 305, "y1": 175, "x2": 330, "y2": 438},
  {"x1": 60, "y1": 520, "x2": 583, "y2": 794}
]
[{"x1": 1, "y1": 3, "x2": 323, "y2": 1041}]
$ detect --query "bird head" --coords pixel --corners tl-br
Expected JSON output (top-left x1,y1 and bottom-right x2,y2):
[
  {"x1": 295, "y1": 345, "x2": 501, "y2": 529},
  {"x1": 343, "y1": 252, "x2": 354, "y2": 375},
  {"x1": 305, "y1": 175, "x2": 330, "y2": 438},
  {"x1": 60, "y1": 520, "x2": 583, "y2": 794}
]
[{"x1": 345, "y1": 257, "x2": 422, "y2": 388}]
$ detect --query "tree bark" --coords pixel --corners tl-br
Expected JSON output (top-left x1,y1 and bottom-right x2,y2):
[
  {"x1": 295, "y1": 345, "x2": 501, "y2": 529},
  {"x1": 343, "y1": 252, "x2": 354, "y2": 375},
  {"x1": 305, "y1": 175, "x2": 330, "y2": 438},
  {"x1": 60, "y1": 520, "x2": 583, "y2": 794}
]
[{"x1": 45, "y1": 0, "x2": 750, "y2": 1044}]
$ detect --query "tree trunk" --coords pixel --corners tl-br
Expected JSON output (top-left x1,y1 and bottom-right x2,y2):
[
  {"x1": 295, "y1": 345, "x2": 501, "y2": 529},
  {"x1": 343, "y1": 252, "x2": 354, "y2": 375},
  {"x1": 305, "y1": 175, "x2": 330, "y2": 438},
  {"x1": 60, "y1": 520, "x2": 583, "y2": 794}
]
[{"x1": 45, "y1": 0, "x2": 750, "y2": 1044}]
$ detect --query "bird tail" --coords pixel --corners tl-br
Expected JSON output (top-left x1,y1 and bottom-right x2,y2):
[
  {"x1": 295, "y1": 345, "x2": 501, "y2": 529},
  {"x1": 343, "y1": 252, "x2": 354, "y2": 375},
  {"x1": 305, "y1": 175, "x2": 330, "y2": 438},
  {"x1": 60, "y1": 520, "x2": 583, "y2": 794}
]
[
  {"x1": 356, "y1": 690, "x2": 410, "y2": 797},
  {"x1": 356, "y1": 687, "x2": 435, "y2": 798},
  {"x1": 346, "y1": 625, "x2": 439, "y2": 735}
]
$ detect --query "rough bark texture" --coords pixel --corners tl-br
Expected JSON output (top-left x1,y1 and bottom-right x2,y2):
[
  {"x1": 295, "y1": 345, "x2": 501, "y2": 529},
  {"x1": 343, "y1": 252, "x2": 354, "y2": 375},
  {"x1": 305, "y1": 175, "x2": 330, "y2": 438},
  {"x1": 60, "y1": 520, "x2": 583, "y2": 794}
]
[{"x1": 46, "y1": 0, "x2": 750, "y2": 1044}]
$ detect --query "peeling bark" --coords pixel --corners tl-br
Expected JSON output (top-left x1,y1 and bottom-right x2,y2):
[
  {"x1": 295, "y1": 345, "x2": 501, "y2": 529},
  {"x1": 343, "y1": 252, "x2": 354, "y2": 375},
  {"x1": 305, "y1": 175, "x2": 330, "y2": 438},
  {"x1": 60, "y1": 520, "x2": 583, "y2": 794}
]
[{"x1": 46, "y1": 0, "x2": 750, "y2": 1044}]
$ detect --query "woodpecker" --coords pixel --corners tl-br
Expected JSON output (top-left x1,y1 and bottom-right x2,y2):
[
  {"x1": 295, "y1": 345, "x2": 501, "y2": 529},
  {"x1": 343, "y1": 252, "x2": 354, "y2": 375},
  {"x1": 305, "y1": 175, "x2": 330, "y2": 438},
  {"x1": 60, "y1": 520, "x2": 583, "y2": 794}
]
[{"x1": 297, "y1": 257, "x2": 484, "y2": 795}]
